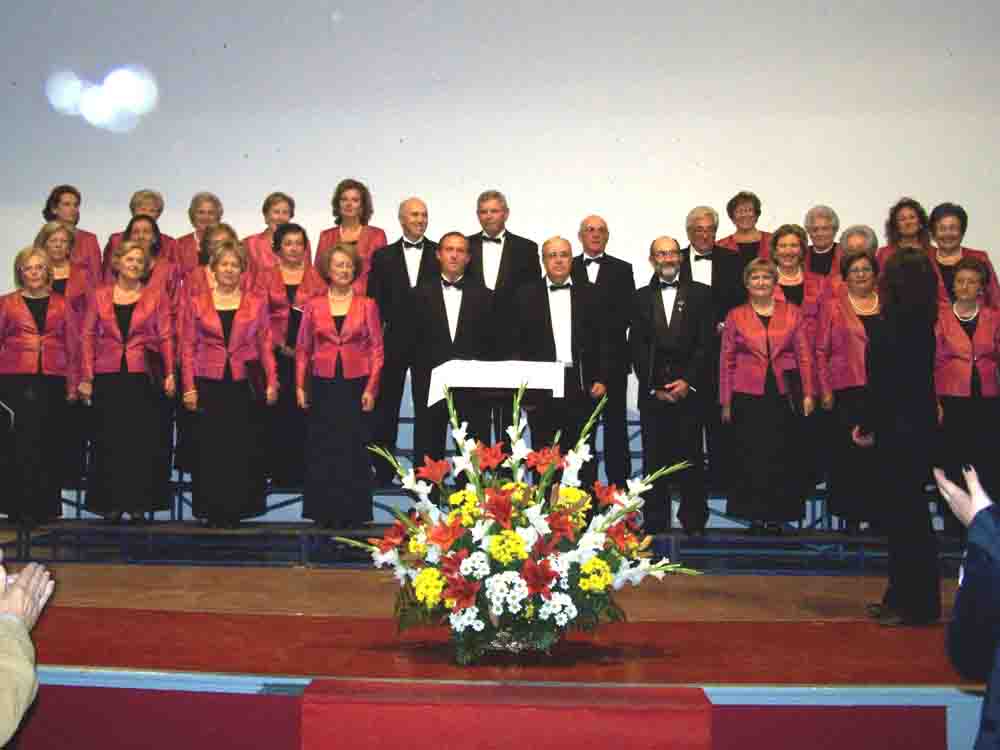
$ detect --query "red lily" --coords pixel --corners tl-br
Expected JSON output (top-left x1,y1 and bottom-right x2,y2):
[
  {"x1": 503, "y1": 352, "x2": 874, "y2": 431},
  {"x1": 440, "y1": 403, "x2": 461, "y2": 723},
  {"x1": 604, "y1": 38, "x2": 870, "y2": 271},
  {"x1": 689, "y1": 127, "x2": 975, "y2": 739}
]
[
  {"x1": 547, "y1": 511, "x2": 576, "y2": 544},
  {"x1": 532, "y1": 535, "x2": 560, "y2": 559},
  {"x1": 476, "y1": 441, "x2": 508, "y2": 472},
  {"x1": 526, "y1": 446, "x2": 565, "y2": 474},
  {"x1": 442, "y1": 577, "x2": 481, "y2": 612},
  {"x1": 592, "y1": 480, "x2": 623, "y2": 508},
  {"x1": 520, "y1": 558, "x2": 559, "y2": 600},
  {"x1": 369, "y1": 519, "x2": 408, "y2": 554},
  {"x1": 441, "y1": 548, "x2": 470, "y2": 582},
  {"x1": 605, "y1": 521, "x2": 633, "y2": 553},
  {"x1": 427, "y1": 516, "x2": 466, "y2": 552},
  {"x1": 416, "y1": 456, "x2": 451, "y2": 485},
  {"x1": 483, "y1": 487, "x2": 514, "y2": 529}
]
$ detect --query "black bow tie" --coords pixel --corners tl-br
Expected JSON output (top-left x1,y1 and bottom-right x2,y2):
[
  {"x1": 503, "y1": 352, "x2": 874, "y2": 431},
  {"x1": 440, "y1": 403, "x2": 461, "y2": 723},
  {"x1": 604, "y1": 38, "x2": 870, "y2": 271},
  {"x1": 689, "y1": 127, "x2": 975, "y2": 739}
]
[
  {"x1": 658, "y1": 279, "x2": 679, "y2": 289},
  {"x1": 442, "y1": 278, "x2": 465, "y2": 290},
  {"x1": 693, "y1": 252, "x2": 712, "y2": 261},
  {"x1": 549, "y1": 283, "x2": 571, "y2": 292},
  {"x1": 584, "y1": 256, "x2": 604, "y2": 266},
  {"x1": 403, "y1": 240, "x2": 423, "y2": 249},
  {"x1": 482, "y1": 235, "x2": 502, "y2": 244}
]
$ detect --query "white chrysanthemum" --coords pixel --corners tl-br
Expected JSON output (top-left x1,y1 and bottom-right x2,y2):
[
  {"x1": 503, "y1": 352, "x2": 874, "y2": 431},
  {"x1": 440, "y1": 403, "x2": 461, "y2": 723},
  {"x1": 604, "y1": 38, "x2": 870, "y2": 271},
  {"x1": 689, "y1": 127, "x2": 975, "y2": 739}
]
[
  {"x1": 372, "y1": 547, "x2": 399, "y2": 569},
  {"x1": 538, "y1": 591, "x2": 578, "y2": 625},
  {"x1": 459, "y1": 551, "x2": 491, "y2": 580},
  {"x1": 546, "y1": 553, "x2": 572, "y2": 591},
  {"x1": 484, "y1": 571, "x2": 530, "y2": 616},
  {"x1": 449, "y1": 606, "x2": 486, "y2": 633}
]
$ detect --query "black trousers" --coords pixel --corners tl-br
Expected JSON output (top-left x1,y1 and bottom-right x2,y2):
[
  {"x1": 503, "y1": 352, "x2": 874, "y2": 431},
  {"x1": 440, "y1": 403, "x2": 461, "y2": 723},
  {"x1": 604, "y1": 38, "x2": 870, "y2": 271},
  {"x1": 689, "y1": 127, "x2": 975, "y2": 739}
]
[
  {"x1": 411, "y1": 371, "x2": 491, "y2": 466},
  {"x1": 600, "y1": 371, "x2": 631, "y2": 485},
  {"x1": 527, "y1": 373, "x2": 599, "y2": 491},
  {"x1": 639, "y1": 392, "x2": 708, "y2": 532},
  {"x1": 371, "y1": 346, "x2": 415, "y2": 480}
]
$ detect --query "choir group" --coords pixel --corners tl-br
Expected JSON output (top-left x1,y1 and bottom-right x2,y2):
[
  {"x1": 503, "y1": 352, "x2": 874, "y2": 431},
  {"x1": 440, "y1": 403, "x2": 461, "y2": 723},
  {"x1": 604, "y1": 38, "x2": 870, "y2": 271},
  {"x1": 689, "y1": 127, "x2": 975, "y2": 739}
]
[{"x1": 0, "y1": 182, "x2": 994, "y2": 583}]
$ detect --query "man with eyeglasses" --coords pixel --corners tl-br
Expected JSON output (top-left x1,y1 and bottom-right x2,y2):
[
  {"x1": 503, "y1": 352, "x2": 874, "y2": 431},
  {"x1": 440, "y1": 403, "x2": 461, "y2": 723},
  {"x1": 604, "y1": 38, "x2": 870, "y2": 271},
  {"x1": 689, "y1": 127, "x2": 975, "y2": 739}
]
[
  {"x1": 569, "y1": 215, "x2": 635, "y2": 487},
  {"x1": 630, "y1": 237, "x2": 715, "y2": 534}
]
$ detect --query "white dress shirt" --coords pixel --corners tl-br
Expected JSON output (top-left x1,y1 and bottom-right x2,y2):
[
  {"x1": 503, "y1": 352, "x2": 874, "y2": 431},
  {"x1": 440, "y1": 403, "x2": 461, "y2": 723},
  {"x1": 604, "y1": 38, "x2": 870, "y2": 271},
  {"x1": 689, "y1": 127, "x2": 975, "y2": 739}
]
[
  {"x1": 690, "y1": 248, "x2": 713, "y2": 286},
  {"x1": 441, "y1": 276, "x2": 463, "y2": 342},
  {"x1": 481, "y1": 232, "x2": 505, "y2": 290},
  {"x1": 659, "y1": 280, "x2": 678, "y2": 326},
  {"x1": 583, "y1": 252, "x2": 605, "y2": 284},
  {"x1": 546, "y1": 277, "x2": 574, "y2": 365},
  {"x1": 402, "y1": 236, "x2": 424, "y2": 288}
]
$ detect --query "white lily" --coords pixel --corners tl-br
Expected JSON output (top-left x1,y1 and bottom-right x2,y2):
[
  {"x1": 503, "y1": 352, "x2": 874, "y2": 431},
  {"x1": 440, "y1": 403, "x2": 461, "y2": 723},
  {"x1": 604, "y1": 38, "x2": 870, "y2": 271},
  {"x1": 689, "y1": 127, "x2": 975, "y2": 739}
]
[
  {"x1": 515, "y1": 525, "x2": 539, "y2": 551},
  {"x1": 413, "y1": 498, "x2": 442, "y2": 525},
  {"x1": 425, "y1": 544, "x2": 441, "y2": 564},
  {"x1": 372, "y1": 547, "x2": 399, "y2": 569},
  {"x1": 402, "y1": 471, "x2": 433, "y2": 502},
  {"x1": 505, "y1": 424, "x2": 523, "y2": 444},
  {"x1": 452, "y1": 454, "x2": 474, "y2": 478},
  {"x1": 626, "y1": 477, "x2": 653, "y2": 498},
  {"x1": 451, "y1": 421, "x2": 469, "y2": 445},
  {"x1": 470, "y1": 519, "x2": 494, "y2": 544}
]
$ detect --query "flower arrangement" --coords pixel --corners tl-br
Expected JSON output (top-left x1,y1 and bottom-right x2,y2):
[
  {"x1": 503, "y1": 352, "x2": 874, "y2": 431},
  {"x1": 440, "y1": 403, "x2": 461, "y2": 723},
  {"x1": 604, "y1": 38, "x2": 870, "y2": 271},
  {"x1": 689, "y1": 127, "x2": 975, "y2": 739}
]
[{"x1": 341, "y1": 386, "x2": 699, "y2": 665}]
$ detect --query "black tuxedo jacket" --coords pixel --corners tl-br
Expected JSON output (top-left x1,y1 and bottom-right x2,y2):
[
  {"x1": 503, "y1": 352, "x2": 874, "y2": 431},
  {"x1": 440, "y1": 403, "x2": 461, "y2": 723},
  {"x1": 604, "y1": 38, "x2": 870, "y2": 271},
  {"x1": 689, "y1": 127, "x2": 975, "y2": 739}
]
[
  {"x1": 630, "y1": 279, "x2": 714, "y2": 399},
  {"x1": 678, "y1": 245, "x2": 745, "y2": 327},
  {"x1": 465, "y1": 231, "x2": 540, "y2": 314},
  {"x1": 412, "y1": 282, "x2": 496, "y2": 374},
  {"x1": 571, "y1": 253, "x2": 635, "y2": 376},
  {"x1": 507, "y1": 278, "x2": 609, "y2": 389},
  {"x1": 369, "y1": 237, "x2": 439, "y2": 352}
]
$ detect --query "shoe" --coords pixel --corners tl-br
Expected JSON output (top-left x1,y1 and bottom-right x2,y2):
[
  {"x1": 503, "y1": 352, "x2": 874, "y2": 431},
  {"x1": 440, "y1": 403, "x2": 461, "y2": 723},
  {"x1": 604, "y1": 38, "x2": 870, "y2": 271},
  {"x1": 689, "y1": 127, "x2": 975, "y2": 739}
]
[
  {"x1": 682, "y1": 526, "x2": 706, "y2": 538},
  {"x1": 865, "y1": 602, "x2": 890, "y2": 619},
  {"x1": 878, "y1": 611, "x2": 938, "y2": 627}
]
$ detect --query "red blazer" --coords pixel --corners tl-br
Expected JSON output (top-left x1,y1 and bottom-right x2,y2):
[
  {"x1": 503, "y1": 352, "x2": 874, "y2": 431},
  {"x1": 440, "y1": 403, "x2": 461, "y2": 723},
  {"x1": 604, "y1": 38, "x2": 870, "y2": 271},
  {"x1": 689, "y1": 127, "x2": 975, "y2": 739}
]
[
  {"x1": 179, "y1": 289, "x2": 277, "y2": 394},
  {"x1": 103, "y1": 232, "x2": 178, "y2": 279},
  {"x1": 316, "y1": 225, "x2": 388, "y2": 296},
  {"x1": 295, "y1": 294, "x2": 383, "y2": 397},
  {"x1": 172, "y1": 233, "x2": 200, "y2": 275},
  {"x1": 80, "y1": 285, "x2": 174, "y2": 381},
  {"x1": 934, "y1": 305, "x2": 1000, "y2": 398},
  {"x1": 931, "y1": 247, "x2": 1000, "y2": 310},
  {"x1": 814, "y1": 286, "x2": 871, "y2": 397},
  {"x1": 71, "y1": 229, "x2": 103, "y2": 283},
  {"x1": 718, "y1": 231, "x2": 773, "y2": 259},
  {"x1": 773, "y1": 271, "x2": 831, "y2": 347},
  {"x1": 0, "y1": 292, "x2": 78, "y2": 393},
  {"x1": 244, "y1": 231, "x2": 315, "y2": 283},
  {"x1": 719, "y1": 300, "x2": 814, "y2": 405},
  {"x1": 259, "y1": 264, "x2": 327, "y2": 346}
]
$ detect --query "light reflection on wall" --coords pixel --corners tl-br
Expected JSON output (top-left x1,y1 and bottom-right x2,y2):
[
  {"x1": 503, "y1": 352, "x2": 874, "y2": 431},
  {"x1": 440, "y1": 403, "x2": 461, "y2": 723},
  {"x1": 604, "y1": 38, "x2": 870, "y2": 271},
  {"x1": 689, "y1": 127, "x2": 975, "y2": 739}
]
[{"x1": 45, "y1": 66, "x2": 158, "y2": 133}]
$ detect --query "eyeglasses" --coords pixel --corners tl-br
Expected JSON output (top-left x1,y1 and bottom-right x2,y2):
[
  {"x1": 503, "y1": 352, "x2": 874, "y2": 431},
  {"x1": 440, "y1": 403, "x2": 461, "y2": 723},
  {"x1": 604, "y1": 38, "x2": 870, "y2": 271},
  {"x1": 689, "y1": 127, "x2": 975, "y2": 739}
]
[
  {"x1": 652, "y1": 250, "x2": 681, "y2": 259},
  {"x1": 20, "y1": 264, "x2": 46, "y2": 273},
  {"x1": 848, "y1": 267, "x2": 874, "y2": 276}
]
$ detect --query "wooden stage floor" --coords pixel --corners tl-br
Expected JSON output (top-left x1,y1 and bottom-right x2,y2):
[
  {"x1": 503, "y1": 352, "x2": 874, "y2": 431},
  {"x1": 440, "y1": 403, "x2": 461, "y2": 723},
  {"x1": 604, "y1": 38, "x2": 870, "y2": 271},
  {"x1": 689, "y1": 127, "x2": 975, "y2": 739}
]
[{"x1": 26, "y1": 565, "x2": 967, "y2": 687}]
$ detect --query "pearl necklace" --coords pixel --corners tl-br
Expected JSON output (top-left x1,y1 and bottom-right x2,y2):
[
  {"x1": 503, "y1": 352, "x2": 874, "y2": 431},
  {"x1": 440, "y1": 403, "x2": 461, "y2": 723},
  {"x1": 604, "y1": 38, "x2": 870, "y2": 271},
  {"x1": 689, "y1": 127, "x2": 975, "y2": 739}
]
[
  {"x1": 954, "y1": 302, "x2": 979, "y2": 322},
  {"x1": 936, "y1": 249, "x2": 961, "y2": 266},
  {"x1": 848, "y1": 291, "x2": 878, "y2": 316}
]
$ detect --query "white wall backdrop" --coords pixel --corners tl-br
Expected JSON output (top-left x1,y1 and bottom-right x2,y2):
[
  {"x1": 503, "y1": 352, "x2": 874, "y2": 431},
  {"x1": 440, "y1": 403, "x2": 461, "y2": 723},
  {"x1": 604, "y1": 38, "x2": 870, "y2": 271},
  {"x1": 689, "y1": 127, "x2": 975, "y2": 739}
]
[{"x1": 2, "y1": 0, "x2": 999, "y2": 292}]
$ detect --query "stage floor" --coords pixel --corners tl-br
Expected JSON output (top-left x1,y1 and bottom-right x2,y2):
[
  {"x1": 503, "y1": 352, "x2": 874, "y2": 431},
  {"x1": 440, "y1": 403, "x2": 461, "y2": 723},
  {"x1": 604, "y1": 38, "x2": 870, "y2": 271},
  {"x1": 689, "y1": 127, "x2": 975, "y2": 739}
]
[{"x1": 31, "y1": 565, "x2": 966, "y2": 687}]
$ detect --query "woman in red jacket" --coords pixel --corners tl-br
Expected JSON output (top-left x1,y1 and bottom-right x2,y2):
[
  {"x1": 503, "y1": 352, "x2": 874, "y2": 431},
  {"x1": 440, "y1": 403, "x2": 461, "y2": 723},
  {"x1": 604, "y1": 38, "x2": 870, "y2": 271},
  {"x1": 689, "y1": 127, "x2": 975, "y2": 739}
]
[
  {"x1": 815, "y1": 249, "x2": 883, "y2": 534},
  {"x1": 181, "y1": 241, "x2": 277, "y2": 528},
  {"x1": 720, "y1": 258, "x2": 815, "y2": 533},
  {"x1": 296, "y1": 243, "x2": 384, "y2": 528},
  {"x1": 174, "y1": 192, "x2": 225, "y2": 275},
  {"x1": 929, "y1": 202, "x2": 1000, "y2": 310},
  {"x1": 260, "y1": 223, "x2": 326, "y2": 487},
  {"x1": 0, "y1": 248, "x2": 77, "y2": 525},
  {"x1": 244, "y1": 192, "x2": 313, "y2": 281},
  {"x1": 41, "y1": 185, "x2": 101, "y2": 283},
  {"x1": 717, "y1": 191, "x2": 772, "y2": 268},
  {"x1": 79, "y1": 241, "x2": 175, "y2": 523},
  {"x1": 316, "y1": 179, "x2": 387, "y2": 296},
  {"x1": 935, "y1": 257, "x2": 1000, "y2": 536}
]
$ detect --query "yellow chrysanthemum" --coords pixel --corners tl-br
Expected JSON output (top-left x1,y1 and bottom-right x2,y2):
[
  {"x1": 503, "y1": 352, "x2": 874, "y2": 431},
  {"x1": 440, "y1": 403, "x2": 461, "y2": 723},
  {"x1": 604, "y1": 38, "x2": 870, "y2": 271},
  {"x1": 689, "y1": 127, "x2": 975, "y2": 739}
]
[
  {"x1": 579, "y1": 557, "x2": 613, "y2": 593},
  {"x1": 448, "y1": 488, "x2": 478, "y2": 507},
  {"x1": 554, "y1": 486, "x2": 592, "y2": 530},
  {"x1": 413, "y1": 567, "x2": 445, "y2": 609},
  {"x1": 446, "y1": 491, "x2": 482, "y2": 527},
  {"x1": 501, "y1": 481, "x2": 532, "y2": 507},
  {"x1": 408, "y1": 536, "x2": 427, "y2": 557},
  {"x1": 488, "y1": 529, "x2": 529, "y2": 565}
]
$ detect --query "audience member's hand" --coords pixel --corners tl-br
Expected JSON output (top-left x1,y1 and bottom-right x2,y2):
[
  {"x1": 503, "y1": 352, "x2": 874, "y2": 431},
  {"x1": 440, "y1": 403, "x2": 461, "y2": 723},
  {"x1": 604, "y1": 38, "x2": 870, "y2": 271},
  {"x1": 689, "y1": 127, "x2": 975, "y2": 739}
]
[
  {"x1": 933, "y1": 465, "x2": 993, "y2": 528},
  {"x1": 0, "y1": 556, "x2": 55, "y2": 632},
  {"x1": 851, "y1": 425, "x2": 874, "y2": 448}
]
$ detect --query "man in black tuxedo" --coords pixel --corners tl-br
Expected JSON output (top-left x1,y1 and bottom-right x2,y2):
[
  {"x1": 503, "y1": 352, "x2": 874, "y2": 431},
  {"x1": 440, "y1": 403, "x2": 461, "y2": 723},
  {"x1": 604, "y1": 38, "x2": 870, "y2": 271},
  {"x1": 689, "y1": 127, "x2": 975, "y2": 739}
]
[
  {"x1": 631, "y1": 237, "x2": 714, "y2": 534},
  {"x1": 508, "y1": 236, "x2": 608, "y2": 490},
  {"x1": 368, "y1": 197, "x2": 440, "y2": 482},
  {"x1": 465, "y1": 190, "x2": 541, "y2": 442},
  {"x1": 570, "y1": 215, "x2": 635, "y2": 486},
  {"x1": 411, "y1": 232, "x2": 494, "y2": 465},
  {"x1": 679, "y1": 206, "x2": 744, "y2": 495}
]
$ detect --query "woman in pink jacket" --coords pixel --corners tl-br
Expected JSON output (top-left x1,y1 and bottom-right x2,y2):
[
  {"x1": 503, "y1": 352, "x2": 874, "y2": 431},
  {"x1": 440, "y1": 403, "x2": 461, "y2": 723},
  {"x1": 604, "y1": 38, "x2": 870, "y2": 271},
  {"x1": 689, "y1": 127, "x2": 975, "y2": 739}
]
[
  {"x1": 181, "y1": 241, "x2": 277, "y2": 528},
  {"x1": 316, "y1": 179, "x2": 387, "y2": 297},
  {"x1": 0, "y1": 248, "x2": 77, "y2": 525},
  {"x1": 720, "y1": 258, "x2": 815, "y2": 533}
]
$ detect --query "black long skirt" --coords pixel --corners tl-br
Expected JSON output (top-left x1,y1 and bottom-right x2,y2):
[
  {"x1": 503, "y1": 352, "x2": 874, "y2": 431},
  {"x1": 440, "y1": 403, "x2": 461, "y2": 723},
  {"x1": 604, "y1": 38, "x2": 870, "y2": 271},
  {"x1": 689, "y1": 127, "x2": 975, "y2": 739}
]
[
  {"x1": 87, "y1": 372, "x2": 171, "y2": 514},
  {"x1": 827, "y1": 387, "x2": 883, "y2": 522},
  {"x1": 0, "y1": 374, "x2": 66, "y2": 522},
  {"x1": 267, "y1": 353, "x2": 306, "y2": 487},
  {"x1": 191, "y1": 377, "x2": 267, "y2": 523},
  {"x1": 726, "y1": 379, "x2": 811, "y2": 523},
  {"x1": 303, "y1": 374, "x2": 372, "y2": 526}
]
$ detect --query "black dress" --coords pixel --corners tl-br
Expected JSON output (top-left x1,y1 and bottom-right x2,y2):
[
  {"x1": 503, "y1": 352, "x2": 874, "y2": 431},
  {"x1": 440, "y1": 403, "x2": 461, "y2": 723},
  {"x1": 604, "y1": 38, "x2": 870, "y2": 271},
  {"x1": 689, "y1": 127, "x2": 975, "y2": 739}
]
[
  {"x1": 192, "y1": 308, "x2": 267, "y2": 524},
  {"x1": 808, "y1": 251, "x2": 835, "y2": 277},
  {"x1": 0, "y1": 296, "x2": 66, "y2": 523},
  {"x1": 303, "y1": 313, "x2": 372, "y2": 527},
  {"x1": 268, "y1": 284, "x2": 307, "y2": 487},
  {"x1": 51, "y1": 279, "x2": 68, "y2": 296},
  {"x1": 726, "y1": 313, "x2": 810, "y2": 524},
  {"x1": 937, "y1": 261, "x2": 958, "y2": 303},
  {"x1": 780, "y1": 282, "x2": 804, "y2": 307},
  {"x1": 828, "y1": 312, "x2": 883, "y2": 522},
  {"x1": 736, "y1": 241, "x2": 761, "y2": 268},
  {"x1": 87, "y1": 302, "x2": 170, "y2": 516}
]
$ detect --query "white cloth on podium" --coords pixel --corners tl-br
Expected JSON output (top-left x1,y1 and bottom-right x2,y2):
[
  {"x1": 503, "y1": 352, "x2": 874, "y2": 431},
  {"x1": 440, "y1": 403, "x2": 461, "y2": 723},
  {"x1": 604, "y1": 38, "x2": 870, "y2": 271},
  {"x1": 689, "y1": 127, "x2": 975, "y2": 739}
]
[{"x1": 427, "y1": 360, "x2": 566, "y2": 407}]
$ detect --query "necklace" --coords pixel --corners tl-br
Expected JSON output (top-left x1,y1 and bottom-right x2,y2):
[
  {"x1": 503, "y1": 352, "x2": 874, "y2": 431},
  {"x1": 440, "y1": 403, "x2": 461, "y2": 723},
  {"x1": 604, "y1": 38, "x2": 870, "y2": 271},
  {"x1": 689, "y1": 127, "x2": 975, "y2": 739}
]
[
  {"x1": 848, "y1": 291, "x2": 879, "y2": 315},
  {"x1": 954, "y1": 302, "x2": 979, "y2": 322},
  {"x1": 329, "y1": 288, "x2": 353, "y2": 301},
  {"x1": 750, "y1": 300, "x2": 774, "y2": 315},
  {"x1": 936, "y1": 249, "x2": 961, "y2": 266},
  {"x1": 778, "y1": 268, "x2": 803, "y2": 284}
]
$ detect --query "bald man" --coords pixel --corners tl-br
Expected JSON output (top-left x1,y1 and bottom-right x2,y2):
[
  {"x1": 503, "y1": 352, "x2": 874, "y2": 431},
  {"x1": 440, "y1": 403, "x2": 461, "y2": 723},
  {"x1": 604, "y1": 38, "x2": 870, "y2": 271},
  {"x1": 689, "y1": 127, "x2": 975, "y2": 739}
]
[
  {"x1": 368, "y1": 198, "x2": 440, "y2": 483},
  {"x1": 630, "y1": 236, "x2": 714, "y2": 534},
  {"x1": 570, "y1": 215, "x2": 635, "y2": 485}
]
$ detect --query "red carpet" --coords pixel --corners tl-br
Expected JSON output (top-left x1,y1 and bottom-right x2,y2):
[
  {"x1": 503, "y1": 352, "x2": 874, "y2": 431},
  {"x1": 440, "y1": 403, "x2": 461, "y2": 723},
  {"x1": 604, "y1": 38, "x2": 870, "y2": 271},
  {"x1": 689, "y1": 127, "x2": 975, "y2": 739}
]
[
  {"x1": 34, "y1": 606, "x2": 964, "y2": 685},
  {"x1": 302, "y1": 680, "x2": 712, "y2": 750}
]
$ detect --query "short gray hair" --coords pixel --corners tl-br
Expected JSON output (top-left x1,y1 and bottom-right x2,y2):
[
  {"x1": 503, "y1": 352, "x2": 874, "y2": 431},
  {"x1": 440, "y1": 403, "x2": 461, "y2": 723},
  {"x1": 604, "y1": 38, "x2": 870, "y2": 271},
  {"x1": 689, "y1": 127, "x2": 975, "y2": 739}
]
[
  {"x1": 839, "y1": 224, "x2": 878, "y2": 254},
  {"x1": 804, "y1": 205, "x2": 840, "y2": 233},
  {"x1": 685, "y1": 205, "x2": 719, "y2": 231},
  {"x1": 476, "y1": 190, "x2": 508, "y2": 211}
]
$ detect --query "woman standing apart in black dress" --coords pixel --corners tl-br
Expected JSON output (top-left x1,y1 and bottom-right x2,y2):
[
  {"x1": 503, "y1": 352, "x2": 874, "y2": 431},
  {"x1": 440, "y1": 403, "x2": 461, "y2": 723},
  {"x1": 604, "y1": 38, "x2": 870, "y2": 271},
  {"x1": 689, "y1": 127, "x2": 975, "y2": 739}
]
[
  {"x1": 854, "y1": 249, "x2": 941, "y2": 626},
  {"x1": 180, "y1": 241, "x2": 277, "y2": 527},
  {"x1": 297, "y1": 243, "x2": 384, "y2": 528},
  {"x1": 0, "y1": 247, "x2": 77, "y2": 525}
]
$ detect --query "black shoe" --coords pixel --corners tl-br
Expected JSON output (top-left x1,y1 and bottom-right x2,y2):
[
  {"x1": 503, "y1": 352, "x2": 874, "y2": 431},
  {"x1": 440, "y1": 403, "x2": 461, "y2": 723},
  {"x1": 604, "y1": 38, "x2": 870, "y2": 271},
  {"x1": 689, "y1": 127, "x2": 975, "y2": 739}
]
[{"x1": 878, "y1": 611, "x2": 938, "y2": 627}]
